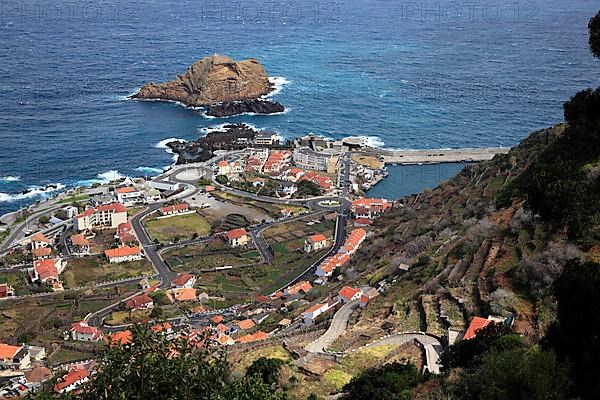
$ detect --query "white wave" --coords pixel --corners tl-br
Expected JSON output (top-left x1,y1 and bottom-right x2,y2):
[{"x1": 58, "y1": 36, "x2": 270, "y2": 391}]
[
  {"x1": 0, "y1": 176, "x2": 21, "y2": 183},
  {"x1": 119, "y1": 87, "x2": 141, "y2": 101},
  {"x1": 155, "y1": 138, "x2": 186, "y2": 149},
  {"x1": 0, "y1": 183, "x2": 66, "y2": 203},
  {"x1": 265, "y1": 76, "x2": 291, "y2": 98},
  {"x1": 76, "y1": 170, "x2": 125, "y2": 187},
  {"x1": 135, "y1": 166, "x2": 164, "y2": 176},
  {"x1": 353, "y1": 136, "x2": 386, "y2": 148}
]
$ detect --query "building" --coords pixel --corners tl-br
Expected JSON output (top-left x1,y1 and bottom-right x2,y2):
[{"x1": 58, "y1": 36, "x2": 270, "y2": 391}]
[
  {"x1": 464, "y1": 316, "x2": 507, "y2": 340},
  {"x1": 29, "y1": 258, "x2": 65, "y2": 284},
  {"x1": 70, "y1": 234, "x2": 91, "y2": 255},
  {"x1": 235, "y1": 331, "x2": 269, "y2": 344},
  {"x1": 54, "y1": 369, "x2": 90, "y2": 394},
  {"x1": 217, "y1": 160, "x2": 231, "y2": 175},
  {"x1": 300, "y1": 171, "x2": 334, "y2": 191},
  {"x1": 225, "y1": 228, "x2": 250, "y2": 247},
  {"x1": 115, "y1": 187, "x2": 143, "y2": 205},
  {"x1": 338, "y1": 286, "x2": 362, "y2": 303},
  {"x1": 236, "y1": 319, "x2": 256, "y2": 331},
  {"x1": 263, "y1": 150, "x2": 292, "y2": 174},
  {"x1": 284, "y1": 281, "x2": 312, "y2": 297},
  {"x1": 301, "y1": 303, "x2": 331, "y2": 325},
  {"x1": 254, "y1": 131, "x2": 281, "y2": 146},
  {"x1": 115, "y1": 222, "x2": 137, "y2": 244},
  {"x1": 88, "y1": 193, "x2": 116, "y2": 207},
  {"x1": 316, "y1": 253, "x2": 350, "y2": 277},
  {"x1": 351, "y1": 198, "x2": 390, "y2": 220},
  {"x1": 159, "y1": 203, "x2": 189, "y2": 216},
  {"x1": 104, "y1": 246, "x2": 142, "y2": 263},
  {"x1": 167, "y1": 288, "x2": 197, "y2": 302},
  {"x1": 73, "y1": 203, "x2": 128, "y2": 231},
  {"x1": 277, "y1": 181, "x2": 297, "y2": 196},
  {"x1": 171, "y1": 273, "x2": 196, "y2": 289},
  {"x1": 105, "y1": 330, "x2": 133, "y2": 346},
  {"x1": 339, "y1": 228, "x2": 366, "y2": 255},
  {"x1": 126, "y1": 293, "x2": 153, "y2": 310},
  {"x1": 0, "y1": 343, "x2": 30, "y2": 370},
  {"x1": 0, "y1": 283, "x2": 15, "y2": 298},
  {"x1": 31, "y1": 247, "x2": 52, "y2": 260},
  {"x1": 354, "y1": 218, "x2": 373, "y2": 227},
  {"x1": 30, "y1": 232, "x2": 51, "y2": 250},
  {"x1": 304, "y1": 234, "x2": 328, "y2": 253},
  {"x1": 293, "y1": 147, "x2": 333, "y2": 171},
  {"x1": 68, "y1": 321, "x2": 103, "y2": 342}
]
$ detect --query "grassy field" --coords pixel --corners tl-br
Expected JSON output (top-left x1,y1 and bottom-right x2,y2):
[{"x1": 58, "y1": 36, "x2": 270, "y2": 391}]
[
  {"x1": 213, "y1": 191, "x2": 308, "y2": 218},
  {"x1": 163, "y1": 239, "x2": 261, "y2": 272},
  {"x1": 62, "y1": 257, "x2": 154, "y2": 288},
  {"x1": 145, "y1": 213, "x2": 212, "y2": 242}
]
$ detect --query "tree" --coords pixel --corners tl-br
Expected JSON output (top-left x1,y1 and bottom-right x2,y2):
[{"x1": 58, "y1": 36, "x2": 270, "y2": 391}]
[
  {"x1": 296, "y1": 181, "x2": 321, "y2": 197},
  {"x1": 589, "y1": 10, "x2": 600, "y2": 59},
  {"x1": 246, "y1": 357, "x2": 285, "y2": 386},
  {"x1": 216, "y1": 175, "x2": 229, "y2": 185},
  {"x1": 341, "y1": 362, "x2": 424, "y2": 400},
  {"x1": 441, "y1": 323, "x2": 522, "y2": 370},
  {"x1": 452, "y1": 347, "x2": 572, "y2": 400},
  {"x1": 31, "y1": 324, "x2": 284, "y2": 400},
  {"x1": 545, "y1": 260, "x2": 600, "y2": 400}
]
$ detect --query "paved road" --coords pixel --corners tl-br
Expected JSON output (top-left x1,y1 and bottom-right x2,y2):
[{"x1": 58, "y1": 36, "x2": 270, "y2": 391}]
[
  {"x1": 0, "y1": 204, "x2": 65, "y2": 253},
  {"x1": 305, "y1": 300, "x2": 358, "y2": 353},
  {"x1": 361, "y1": 333, "x2": 443, "y2": 374},
  {"x1": 129, "y1": 203, "x2": 177, "y2": 288}
]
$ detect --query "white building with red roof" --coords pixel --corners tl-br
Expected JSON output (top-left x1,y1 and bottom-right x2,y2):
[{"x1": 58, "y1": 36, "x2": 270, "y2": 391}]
[
  {"x1": 171, "y1": 273, "x2": 196, "y2": 289},
  {"x1": 217, "y1": 160, "x2": 231, "y2": 175},
  {"x1": 351, "y1": 198, "x2": 390, "y2": 220},
  {"x1": 29, "y1": 232, "x2": 51, "y2": 250},
  {"x1": 73, "y1": 203, "x2": 127, "y2": 231},
  {"x1": 126, "y1": 293, "x2": 153, "y2": 310},
  {"x1": 115, "y1": 186, "x2": 143, "y2": 206},
  {"x1": 301, "y1": 302, "x2": 333, "y2": 325},
  {"x1": 304, "y1": 234, "x2": 329, "y2": 253},
  {"x1": 284, "y1": 281, "x2": 312, "y2": 297},
  {"x1": 338, "y1": 286, "x2": 362, "y2": 303},
  {"x1": 68, "y1": 321, "x2": 103, "y2": 342},
  {"x1": 54, "y1": 368, "x2": 90, "y2": 394},
  {"x1": 224, "y1": 228, "x2": 249, "y2": 247},
  {"x1": 29, "y1": 258, "x2": 65, "y2": 284},
  {"x1": 104, "y1": 246, "x2": 142, "y2": 263},
  {"x1": 159, "y1": 203, "x2": 190, "y2": 216}
]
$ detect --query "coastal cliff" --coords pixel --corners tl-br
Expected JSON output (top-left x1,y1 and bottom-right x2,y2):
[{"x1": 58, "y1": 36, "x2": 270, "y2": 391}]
[{"x1": 132, "y1": 55, "x2": 280, "y2": 112}]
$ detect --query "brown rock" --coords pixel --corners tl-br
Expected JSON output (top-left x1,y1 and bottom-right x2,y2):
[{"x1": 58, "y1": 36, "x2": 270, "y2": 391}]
[{"x1": 132, "y1": 54, "x2": 273, "y2": 107}]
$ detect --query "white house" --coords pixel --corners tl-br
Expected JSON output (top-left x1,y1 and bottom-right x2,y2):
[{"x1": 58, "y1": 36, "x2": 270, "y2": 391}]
[
  {"x1": 301, "y1": 303, "x2": 331, "y2": 325},
  {"x1": 73, "y1": 203, "x2": 128, "y2": 231},
  {"x1": 337, "y1": 286, "x2": 362, "y2": 304},
  {"x1": 304, "y1": 234, "x2": 328, "y2": 253},
  {"x1": 171, "y1": 273, "x2": 196, "y2": 289},
  {"x1": 225, "y1": 228, "x2": 250, "y2": 247},
  {"x1": 104, "y1": 246, "x2": 142, "y2": 263},
  {"x1": 68, "y1": 321, "x2": 103, "y2": 342},
  {"x1": 115, "y1": 187, "x2": 143, "y2": 205}
]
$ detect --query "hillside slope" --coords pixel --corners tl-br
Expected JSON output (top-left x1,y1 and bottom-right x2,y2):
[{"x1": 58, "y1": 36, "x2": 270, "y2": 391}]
[{"x1": 339, "y1": 122, "x2": 596, "y2": 348}]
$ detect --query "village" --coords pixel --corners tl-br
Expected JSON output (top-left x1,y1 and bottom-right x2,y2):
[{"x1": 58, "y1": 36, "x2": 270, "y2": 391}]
[{"x1": 0, "y1": 130, "x2": 507, "y2": 397}]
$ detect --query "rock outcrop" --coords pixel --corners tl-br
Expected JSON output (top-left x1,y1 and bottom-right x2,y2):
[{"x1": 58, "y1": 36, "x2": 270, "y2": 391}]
[
  {"x1": 132, "y1": 55, "x2": 275, "y2": 108},
  {"x1": 205, "y1": 99, "x2": 285, "y2": 118},
  {"x1": 167, "y1": 124, "x2": 259, "y2": 164}
]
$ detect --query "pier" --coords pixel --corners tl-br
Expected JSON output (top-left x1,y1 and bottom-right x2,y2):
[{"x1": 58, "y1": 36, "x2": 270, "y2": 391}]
[{"x1": 371, "y1": 147, "x2": 510, "y2": 165}]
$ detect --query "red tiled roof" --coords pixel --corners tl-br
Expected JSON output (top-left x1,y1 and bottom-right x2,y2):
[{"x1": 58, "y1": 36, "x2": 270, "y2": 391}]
[
  {"x1": 31, "y1": 232, "x2": 51, "y2": 243},
  {"x1": 32, "y1": 247, "x2": 52, "y2": 258},
  {"x1": 286, "y1": 281, "x2": 312, "y2": 295},
  {"x1": 71, "y1": 234, "x2": 90, "y2": 247},
  {"x1": 96, "y1": 202, "x2": 127, "y2": 213},
  {"x1": 236, "y1": 330, "x2": 269, "y2": 344},
  {"x1": 464, "y1": 317, "x2": 490, "y2": 340},
  {"x1": 211, "y1": 315, "x2": 224, "y2": 324},
  {"x1": 151, "y1": 322, "x2": 172, "y2": 333},
  {"x1": 33, "y1": 259, "x2": 60, "y2": 281},
  {"x1": 237, "y1": 319, "x2": 256, "y2": 330},
  {"x1": 226, "y1": 228, "x2": 248, "y2": 240},
  {"x1": 354, "y1": 218, "x2": 373, "y2": 226},
  {"x1": 308, "y1": 234, "x2": 327, "y2": 243},
  {"x1": 172, "y1": 273, "x2": 195, "y2": 287},
  {"x1": 105, "y1": 330, "x2": 133, "y2": 346},
  {"x1": 160, "y1": 203, "x2": 189, "y2": 214},
  {"x1": 338, "y1": 286, "x2": 361, "y2": 301},
  {"x1": 126, "y1": 293, "x2": 153, "y2": 309},
  {"x1": 115, "y1": 187, "x2": 136, "y2": 194},
  {"x1": 216, "y1": 323, "x2": 229, "y2": 333},
  {"x1": 70, "y1": 322, "x2": 102, "y2": 339},
  {"x1": 54, "y1": 369, "x2": 89, "y2": 393},
  {"x1": 105, "y1": 246, "x2": 141, "y2": 259},
  {"x1": 218, "y1": 160, "x2": 229, "y2": 167},
  {"x1": 0, "y1": 343, "x2": 21, "y2": 360},
  {"x1": 303, "y1": 303, "x2": 326, "y2": 316}
]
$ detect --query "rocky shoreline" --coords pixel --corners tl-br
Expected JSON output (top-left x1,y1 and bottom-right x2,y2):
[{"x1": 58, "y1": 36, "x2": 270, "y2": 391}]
[
  {"x1": 205, "y1": 99, "x2": 285, "y2": 118},
  {"x1": 166, "y1": 123, "x2": 259, "y2": 164}
]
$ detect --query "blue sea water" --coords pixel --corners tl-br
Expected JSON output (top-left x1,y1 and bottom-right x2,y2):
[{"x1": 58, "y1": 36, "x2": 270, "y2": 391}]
[
  {"x1": 366, "y1": 163, "x2": 467, "y2": 199},
  {"x1": 1, "y1": 0, "x2": 599, "y2": 214}
]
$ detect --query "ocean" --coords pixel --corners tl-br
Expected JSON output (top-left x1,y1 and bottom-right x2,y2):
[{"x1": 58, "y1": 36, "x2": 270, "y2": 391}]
[{"x1": 1, "y1": 0, "x2": 599, "y2": 214}]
